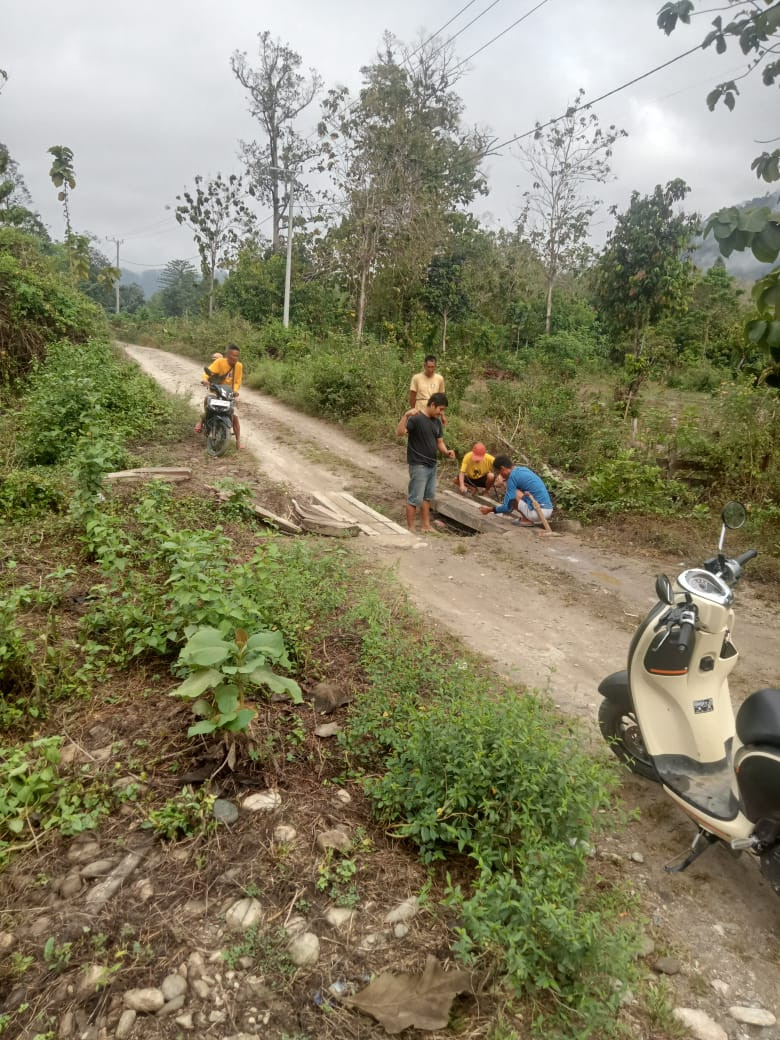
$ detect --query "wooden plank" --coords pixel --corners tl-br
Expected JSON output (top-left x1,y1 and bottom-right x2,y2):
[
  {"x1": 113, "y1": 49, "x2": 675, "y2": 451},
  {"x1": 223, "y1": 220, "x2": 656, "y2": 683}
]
[
  {"x1": 105, "y1": 467, "x2": 192, "y2": 483},
  {"x1": 312, "y1": 492, "x2": 375, "y2": 536},
  {"x1": 206, "y1": 485, "x2": 302, "y2": 534},
  {"x1": 336, "y1": 492, "x2": 411, "y2": 535},
  {"x1": 434, "y1": 489, "x2": 487, "y2": 533},
  {"x1": 291, "y1": 499, "x2": 361, "y2": 538}
]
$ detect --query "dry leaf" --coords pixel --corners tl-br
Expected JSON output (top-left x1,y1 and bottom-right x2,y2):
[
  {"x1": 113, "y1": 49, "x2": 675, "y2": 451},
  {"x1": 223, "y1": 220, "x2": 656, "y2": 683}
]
[{"x1": 342, "y1": 955, "x2": 472, "y2": 1034}]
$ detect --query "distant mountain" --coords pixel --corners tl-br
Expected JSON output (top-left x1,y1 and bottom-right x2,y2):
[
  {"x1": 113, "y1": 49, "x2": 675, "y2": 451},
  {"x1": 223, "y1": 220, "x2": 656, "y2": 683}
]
[
  {"x1": 119, "y1": 268, "x2": 162, "y2": 298},
  {"x1": 695, "y1": 191, "x2": 779, "y2": 280}
]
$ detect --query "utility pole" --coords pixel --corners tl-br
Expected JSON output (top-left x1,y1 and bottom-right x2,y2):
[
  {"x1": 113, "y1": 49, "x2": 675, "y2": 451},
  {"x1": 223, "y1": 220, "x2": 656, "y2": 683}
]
[
  {"x1": 106, "y1": 237, "x2": 124, "y2": 314},
  {"x1": 267, "y1": 167, "x2": 296, "y2": 328}
]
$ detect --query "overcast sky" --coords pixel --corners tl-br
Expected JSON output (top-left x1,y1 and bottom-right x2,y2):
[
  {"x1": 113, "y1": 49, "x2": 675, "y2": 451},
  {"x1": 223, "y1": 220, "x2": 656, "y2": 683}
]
[{"x1": 2, "y1": 0, "x2": 775, "y2": 273}]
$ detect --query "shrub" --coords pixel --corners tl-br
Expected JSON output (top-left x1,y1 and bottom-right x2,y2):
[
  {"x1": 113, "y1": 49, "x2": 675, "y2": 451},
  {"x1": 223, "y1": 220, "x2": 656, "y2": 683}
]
[
  {"x1": 581, "y1": 450, "x2": 691, "y2": 516},
  {"x1": 0, "y1": 466, "x2": 67, "y2": 518}
]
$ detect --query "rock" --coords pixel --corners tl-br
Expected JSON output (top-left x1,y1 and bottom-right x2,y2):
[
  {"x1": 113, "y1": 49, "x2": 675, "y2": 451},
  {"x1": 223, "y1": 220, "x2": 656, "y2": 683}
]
[
  {"x1": 80, "y1": 858, "x2": 119, "y2": 878},
  {"x1": 0, "y1": 930, "x2": 16, "y2": 954},
  {"x1": 728, "y1": 1007, "x2": 776, "y2": 1027},
  {"x1": 334, "y1": 787, "x2": 352, "y2": 803},
  {"x1": 284, "y1": 914, "x2": 308, "y2": 938},
  {"x1": 316, "y1": 828, "x2": 351, "y2": 853},
  {"x1": 314, "y1": 723, "x2": 341, "y2": 738},
  {"x1": 225, "y1": 898, "x2": 263, "y2": 931},
  {"x1": 673, "y1": 1008, "x2": 728, "y2": 1040},
  {"x1": 76, "y1": 964, "x2": 109, "y2": 1000},
  {"x1": 652, "y1": 957, "x2": 681, "y2": 976},
  {"x1": 241, "y1": 976, "x2": 274, "y2": 1003},
  {"x1": 181, "y1": 899, "x2": 208, "y2": 918},
  {"x1": 629, "y1": 851, "x2": 645, "y2": 863},
  {"x1": 208, "y1": 1010, "x2": 227, "y2": 1024},
  {"x1": 187, "y1": 952, "x2": 206, "y2": 980},
  {"x1": 242, "y1": 790, "x2": 281, "y2": 812},
  {"x1": 555, "y1": 518, "x2": 582, "y2": 533},
  {"x1": 288, "y1": 931, "x2": 320, "y2": 966},
  {"x1": 393, "y1": 923, "x2": 409, "y2": 939},
  {"x1": 160, "y1": 973, "x2": 188, "y2": 1001},
  {"x1": 313, "y1": 681, "x2": 352, "y2": 714},
  {"x1": 59, "y1": 871, "x2": 83, "y2": 898},
  {"x1": 30, "y1": 915, "x2": 54, "y2": 938},
  {"x1": 635, "y1": 934, "x2": 655, "y2": 957},
  {"x1": 157, "y1": 995, "x2": 186, "y2": 1017},
  {"x1": 59, "y1": 1011, "x2": 76, "y2": 1038},
  {"x1": 189, "y1": 978, "x2": 212, "y2": 1001},
  {"x1": 115, "y1": 1009, "x2": 136, "y2": 1038},
  {"x1": 325, "y1": 906, "x2": 355, "y2": 930},
  {"x1": 711, "y1": 979, "x2": 730, "y2": 997},
  {"x1": 67, "y1": 840, "x2": 101, "y2": 864},
  {"x1": 175, "y1": 1012, "x2": 195, "y2": 1031},
  {"x1": 133, "y1": 879, "x2": 154, "y2": 902},
  {"x1": 123, "y1": 988, "x2": 165, "y2": 1013},
  {"x1": 213, "y1": 798, "x2": 239, "y2": 824},
  {"x1": 273, "y1": 824, "x2": 297, "y2": 843},
  {"x1": 384, "y1": 896, "x2": 419, "y2": 924}
]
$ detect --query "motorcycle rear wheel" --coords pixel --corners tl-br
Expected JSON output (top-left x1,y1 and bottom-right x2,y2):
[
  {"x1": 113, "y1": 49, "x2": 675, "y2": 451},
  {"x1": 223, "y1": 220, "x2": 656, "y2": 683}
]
[
  {"x1": 598, "y1": 699, "x2": 659, "y2": 782},
  {"x1": 205, "y1": 418, "x2": 230, "y2": 458}
]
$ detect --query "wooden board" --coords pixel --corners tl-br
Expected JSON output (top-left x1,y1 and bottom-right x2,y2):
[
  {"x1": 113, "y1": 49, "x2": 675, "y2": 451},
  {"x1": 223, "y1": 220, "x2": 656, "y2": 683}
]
[
  {"x1": 291, "y1": 499, "x2": 360, "y2": 537},
  {"x1": 207, "y1": 485, "x2": 302, "y2": 534},
  {"x1": 105, "y1": 467, "x2": 192, "y2": 483},
  {"x1": 433, "y1": 489, "x2": 487, "y2": 533}
]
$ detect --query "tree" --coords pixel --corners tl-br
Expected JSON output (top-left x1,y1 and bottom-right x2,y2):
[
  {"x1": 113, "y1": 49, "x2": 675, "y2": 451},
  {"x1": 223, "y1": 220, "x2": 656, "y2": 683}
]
[
  {"x1": 47, "y1": 145, "x2": 90, "y2": 282},
  {"x1": 657, "y1": 1, "x2": 780, "y2": 382},
  {"x1": 174, "y1": 173, "x2": 253, "y2": 318},
  {"x1": 519, "y1": 90, "x2": 626, "y2": 335},
  {"x1": 319, "y1": 35, "x2": 489, "y2": 339},
  {"x1": 592, "y1": 179, "x2": 700, "y2": 411},
  {"x1": 423, "y1": 254, "x2": 468, "y2": 352},
  {"x1": 231, "y1": 33, "x2": 321, "y2": 252},
  {"x1": 0, "y1": 144, "x2": 48, "y2": 239},
  {"x1": 157, "y1": 259, "x2": 202, "y2": 317}
]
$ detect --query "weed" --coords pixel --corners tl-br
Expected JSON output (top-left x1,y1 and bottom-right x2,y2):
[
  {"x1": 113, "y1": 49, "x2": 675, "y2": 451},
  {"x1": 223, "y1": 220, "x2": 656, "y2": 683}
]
[
  {"x1": 8, "y1": 952, "x2": 34, "y2": 977},
  {"x1": 42, "y1": 936, "x2": 72, "y2": 972},
  {"x1": 143, "y1": 787, "x2": 216, "y2": 841},
  {"x1": 221, "y1": 925, "x2": 294, "y2": 976}
]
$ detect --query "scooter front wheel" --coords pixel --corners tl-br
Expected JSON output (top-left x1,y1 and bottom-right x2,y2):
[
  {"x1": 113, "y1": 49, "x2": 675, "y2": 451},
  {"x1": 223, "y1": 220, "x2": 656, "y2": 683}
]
[{"x1": 598, "y1": 700, "x2": 659, "y2": 782}]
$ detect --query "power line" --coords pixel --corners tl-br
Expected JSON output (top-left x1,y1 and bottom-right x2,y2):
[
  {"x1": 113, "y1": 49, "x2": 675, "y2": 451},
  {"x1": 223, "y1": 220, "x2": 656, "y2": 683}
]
[
  {"x1": 451, "y1": 0, "x2": 553, "y2": 71},
  {"x1": 489, "y1": 41, "x2": 704, "y2": 154},
  {"x1": 407, "y1": 0, "x2": 484, "y2": 59},
  {"x1": 429, "y1": 0, "x2": 506, "y2": 60}
]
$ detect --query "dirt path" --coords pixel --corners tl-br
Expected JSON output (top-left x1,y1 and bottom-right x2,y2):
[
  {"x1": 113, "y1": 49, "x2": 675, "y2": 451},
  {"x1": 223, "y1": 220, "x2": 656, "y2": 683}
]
[{"x1": 124, "y1": 343, "x2": 780, "y2": 1027}]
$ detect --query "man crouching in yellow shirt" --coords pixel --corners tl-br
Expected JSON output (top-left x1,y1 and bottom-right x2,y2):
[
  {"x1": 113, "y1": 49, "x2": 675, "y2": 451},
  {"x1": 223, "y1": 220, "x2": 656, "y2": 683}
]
[
  {"x1": 456, "y1": 442, "x2": 496, "y2": 495},
  {"x1": 194, "y1": 344, "x2": 244, "y2": 450}
]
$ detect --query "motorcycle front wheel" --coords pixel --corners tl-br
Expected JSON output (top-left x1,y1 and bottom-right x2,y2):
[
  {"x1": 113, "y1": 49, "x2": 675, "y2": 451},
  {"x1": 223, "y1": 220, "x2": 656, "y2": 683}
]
[
  {"x1": 205, "y1": 417, "x2": 230, "y2": 458},
  {"x1": 598, "y1": 700, "x2": 659, "y2": 782}
]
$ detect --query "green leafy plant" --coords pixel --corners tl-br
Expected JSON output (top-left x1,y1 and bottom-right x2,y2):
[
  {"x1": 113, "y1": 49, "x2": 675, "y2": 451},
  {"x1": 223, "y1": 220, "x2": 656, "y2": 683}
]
[
  {"x1": 143, "y1": 787, "x2": 216, "y2": 841},
  {"x1": 43, "y1": 936, "x2": 72, "y2": 972},
  {"x1": 171, "y1": 626, "x2": 302, "y2": 737}
]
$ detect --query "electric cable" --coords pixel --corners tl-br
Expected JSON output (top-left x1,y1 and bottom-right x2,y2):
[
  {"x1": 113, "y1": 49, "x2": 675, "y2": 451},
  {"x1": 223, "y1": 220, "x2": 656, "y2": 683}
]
[{"x1": 451, "y1": 0, "x2": 553, "y2": 71}]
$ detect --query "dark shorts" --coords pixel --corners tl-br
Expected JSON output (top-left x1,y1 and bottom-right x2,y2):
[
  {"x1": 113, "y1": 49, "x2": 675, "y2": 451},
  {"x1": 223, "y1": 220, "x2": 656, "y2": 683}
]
[{"x1": 464, "y1": 474, "x2": 489, "y2": 488}]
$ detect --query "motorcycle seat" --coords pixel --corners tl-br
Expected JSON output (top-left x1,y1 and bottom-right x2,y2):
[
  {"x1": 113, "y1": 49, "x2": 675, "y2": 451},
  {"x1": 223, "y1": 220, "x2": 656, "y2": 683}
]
[{"x1": 736, "y1": 689, "x2": 780, "y2": 748}]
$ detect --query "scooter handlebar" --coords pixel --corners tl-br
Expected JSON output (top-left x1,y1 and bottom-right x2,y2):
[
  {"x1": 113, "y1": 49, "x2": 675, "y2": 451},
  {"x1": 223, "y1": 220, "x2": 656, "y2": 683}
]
[
  {"x1": 735, "y1": 549, "x2": 758, "y2": 567},
  {"x1": 677, "y1": 621, "x2": 695, "y2": 654}
]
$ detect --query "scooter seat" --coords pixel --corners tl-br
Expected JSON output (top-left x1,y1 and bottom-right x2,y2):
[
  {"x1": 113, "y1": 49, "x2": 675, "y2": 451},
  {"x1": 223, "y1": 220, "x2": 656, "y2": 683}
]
[{"x1": 736, "y1": 689, "x2": 780, "y2": 748}]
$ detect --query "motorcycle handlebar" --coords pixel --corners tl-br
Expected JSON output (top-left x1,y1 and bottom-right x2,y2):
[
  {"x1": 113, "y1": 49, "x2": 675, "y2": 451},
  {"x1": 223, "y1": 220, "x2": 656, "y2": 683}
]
[
  {"x1": 677, "y1": 621, "x2": 695, "y2": 654},
  {"x1": 735, "y1": 549, "x2": 758, "y2": 567}
]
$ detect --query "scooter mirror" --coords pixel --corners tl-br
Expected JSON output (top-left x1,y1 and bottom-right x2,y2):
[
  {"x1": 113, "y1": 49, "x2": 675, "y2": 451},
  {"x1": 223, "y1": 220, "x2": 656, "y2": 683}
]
[
  {"x1": 721, "y1": 501, "x2": 746, "y2": 530},
  {"x1": 655, "y1": 573, "x2": 675, "y2": 605}
]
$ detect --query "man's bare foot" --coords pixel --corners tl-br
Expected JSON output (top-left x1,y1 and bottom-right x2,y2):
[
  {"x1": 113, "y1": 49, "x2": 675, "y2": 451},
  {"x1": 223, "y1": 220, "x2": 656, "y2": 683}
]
[
  {"x1": 420, "y1": 526, "x2": 434, "y2": 533},
  {"x1": 194, "y1": 422, "x2": 203, "y2": 434}
]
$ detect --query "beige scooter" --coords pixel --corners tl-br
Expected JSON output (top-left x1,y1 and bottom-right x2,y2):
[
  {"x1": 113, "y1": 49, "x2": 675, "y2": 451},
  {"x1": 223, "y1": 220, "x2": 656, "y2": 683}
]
[{"x1": 598, "y1": 503, "x2": 780, "y2": 892}]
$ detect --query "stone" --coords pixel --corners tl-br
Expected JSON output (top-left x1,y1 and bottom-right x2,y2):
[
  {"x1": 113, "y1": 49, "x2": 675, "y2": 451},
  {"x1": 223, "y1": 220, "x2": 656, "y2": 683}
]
[
  {"x1": 59, "y1": 1011, "x2": 76, "y2": 1038},
  {"x1": 160, "y1": 973, "x2": 187, "y2": 1002},
  {"x1": 80, "y1": 858, "x2": 119, "y2": 878},
  {"x1": 635, "y1": 934, "x2": 655, "y2": 957},
  {"x1": 0, "y1": 930, "x2": 16, "y2": 954},
  {"x1": 288, "y1": 931, "x2": 320, "y2": 966},
  {"x1": 60, "y1": 871, "x2": 83, "y2": 898},
  {"x1": 711, "y1": 979, "x2": 730, "y2": 997},
  {"x1": 76, "y1": 964, "x2": 109, "y2": 1000},
  {"x1": 273, "y1": 825, "x2": 297, "y2": 843},
  {"x1": 225, "y1": 897, "x2": 263, "y2": 931},
  {"x1": 393, "y1": 923, "x2": 409, "y2": 939},
  {"x1": 673, "y1": 1008, "x2": 728, "y2": 1040},
  {"x1": 384, "y1": 896, "x2": 419, "y2": 924},
  {"x1": 181, "y1": 899, "x2": 208, "y2": 918},
  {"x1": 629, "y1": 851, "x2": 645, "y2": 864},
  {"x1": 314, "y1": 723, "x2": 341, "y2": 738},
  {"x1": 123, "y1": 988, "x2": 165, "y2": 1013},
  {"x1": 133, "y1": 879, "x2": 154, "y2": 902},
  {"x1": 312, "y1": 681, "x2": 352, "y2": 714},
  {"x1": 728, "y1": 1007, "x2": 776, "y2": 1027},
  {"x1": 67, "y1": 841, "x2": 101, "y2": 864},
  {"x1": 325, "y1": 907, "x2": 355, "y2": 930},
  {"x1": 316, "y1": 828, "x2": 351, "y2": 853},
  {"x1": 242, "y1": 790, "x2": 282, "y2": 812},
  {"x1": 115, "y1": 1009, "x2": 136, "y2": 1039},
  {"x1": 652, "y1": 957, "x2": 681, "y2": 976},
  {"x1": 334, "y1": 788, "x2": 352, "y2": 803},
  {"x1": 157, "y1": 995, "x2": 186, "y2": 1017},
  {"x1": 187, "y1": 951, "x2": 206, "y2": 979},
  {"x1": 30, "y1": 915, "x2": 54, "y2": 938},
  {"x1": 284, "y1": 914, "x2": 307, "y2": 938},
  {"x1": 208, "y1": 1010, "x2": 227, "y2": 1024},
  {"x1": 174, "y1": 1012, "x2": 195, "y2": 1031},
  {"x1": 189, "y1": 978, "x2": 212, "y2": 1001}
]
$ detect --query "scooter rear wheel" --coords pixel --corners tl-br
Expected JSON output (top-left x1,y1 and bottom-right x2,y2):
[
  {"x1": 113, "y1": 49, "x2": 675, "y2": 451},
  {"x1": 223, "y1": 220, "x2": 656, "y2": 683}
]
[
  {"x1": 205, "y1": 418, "x2": 230, "y2": 458},
  {"x1": 598, "y1": 700, "x2": 659, "y2": 782}
]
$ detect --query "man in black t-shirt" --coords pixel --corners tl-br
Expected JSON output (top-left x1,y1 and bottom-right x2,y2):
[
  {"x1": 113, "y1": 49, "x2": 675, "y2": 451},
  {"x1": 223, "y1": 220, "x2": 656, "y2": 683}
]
[{"x1": 395, "y1": 392, "x2": 455, "y2": 533}]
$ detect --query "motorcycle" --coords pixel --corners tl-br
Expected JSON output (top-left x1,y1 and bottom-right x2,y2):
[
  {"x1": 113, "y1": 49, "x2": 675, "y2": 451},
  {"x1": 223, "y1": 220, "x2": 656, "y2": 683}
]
[
  {"x1": 202, "y1": 380, "x2": 236, "y2": 458},
  {"x1": 598, "y1": 502, "x2": 780, "y2": 893}
]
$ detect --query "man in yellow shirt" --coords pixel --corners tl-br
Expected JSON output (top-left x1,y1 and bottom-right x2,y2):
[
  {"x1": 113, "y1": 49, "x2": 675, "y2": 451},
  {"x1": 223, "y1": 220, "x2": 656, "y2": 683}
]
[
  {"x1": 456, "y1": 442, "x2": 496, "y2": 495},
  {"x1": 195, "y1": 344, "x2": 244, "y2": 449},
  {"x1": 409, "y1": 355, "x2": 445, "y2": 412}
]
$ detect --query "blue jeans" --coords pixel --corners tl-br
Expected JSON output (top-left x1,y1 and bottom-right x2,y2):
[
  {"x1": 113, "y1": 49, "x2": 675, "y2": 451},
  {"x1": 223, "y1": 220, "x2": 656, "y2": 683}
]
[{"x1": 407, "y1": 464, "x2": 436, "y2": 506}]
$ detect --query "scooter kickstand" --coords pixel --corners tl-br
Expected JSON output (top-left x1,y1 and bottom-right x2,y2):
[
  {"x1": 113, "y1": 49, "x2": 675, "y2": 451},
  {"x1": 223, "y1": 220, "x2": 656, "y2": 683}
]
[{"x1": 665, "y1": 828, "x2": 718, "y2": 874}]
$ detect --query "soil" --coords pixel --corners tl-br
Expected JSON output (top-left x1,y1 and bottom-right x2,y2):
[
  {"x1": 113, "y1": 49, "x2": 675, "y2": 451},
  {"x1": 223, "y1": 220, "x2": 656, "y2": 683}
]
[{"x1": 2, "y1": 342, "x2": 778, "y2": 1040}]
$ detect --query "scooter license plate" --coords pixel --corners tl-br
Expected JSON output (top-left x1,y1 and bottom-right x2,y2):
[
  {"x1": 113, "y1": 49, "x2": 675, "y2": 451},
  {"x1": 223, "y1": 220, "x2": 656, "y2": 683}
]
[{"x1": 209, "y1": 400, "x2": 231, "y2": 410}]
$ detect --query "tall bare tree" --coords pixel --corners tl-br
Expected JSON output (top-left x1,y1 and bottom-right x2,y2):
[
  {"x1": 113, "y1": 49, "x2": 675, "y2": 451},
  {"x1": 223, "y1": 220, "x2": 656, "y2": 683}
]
[
  {"x1": 519, "y1": 91, "x2": 626, "y2": 335},
  {"x1": 231, "y1": 33, "x2": 321, "y2": 252}
]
